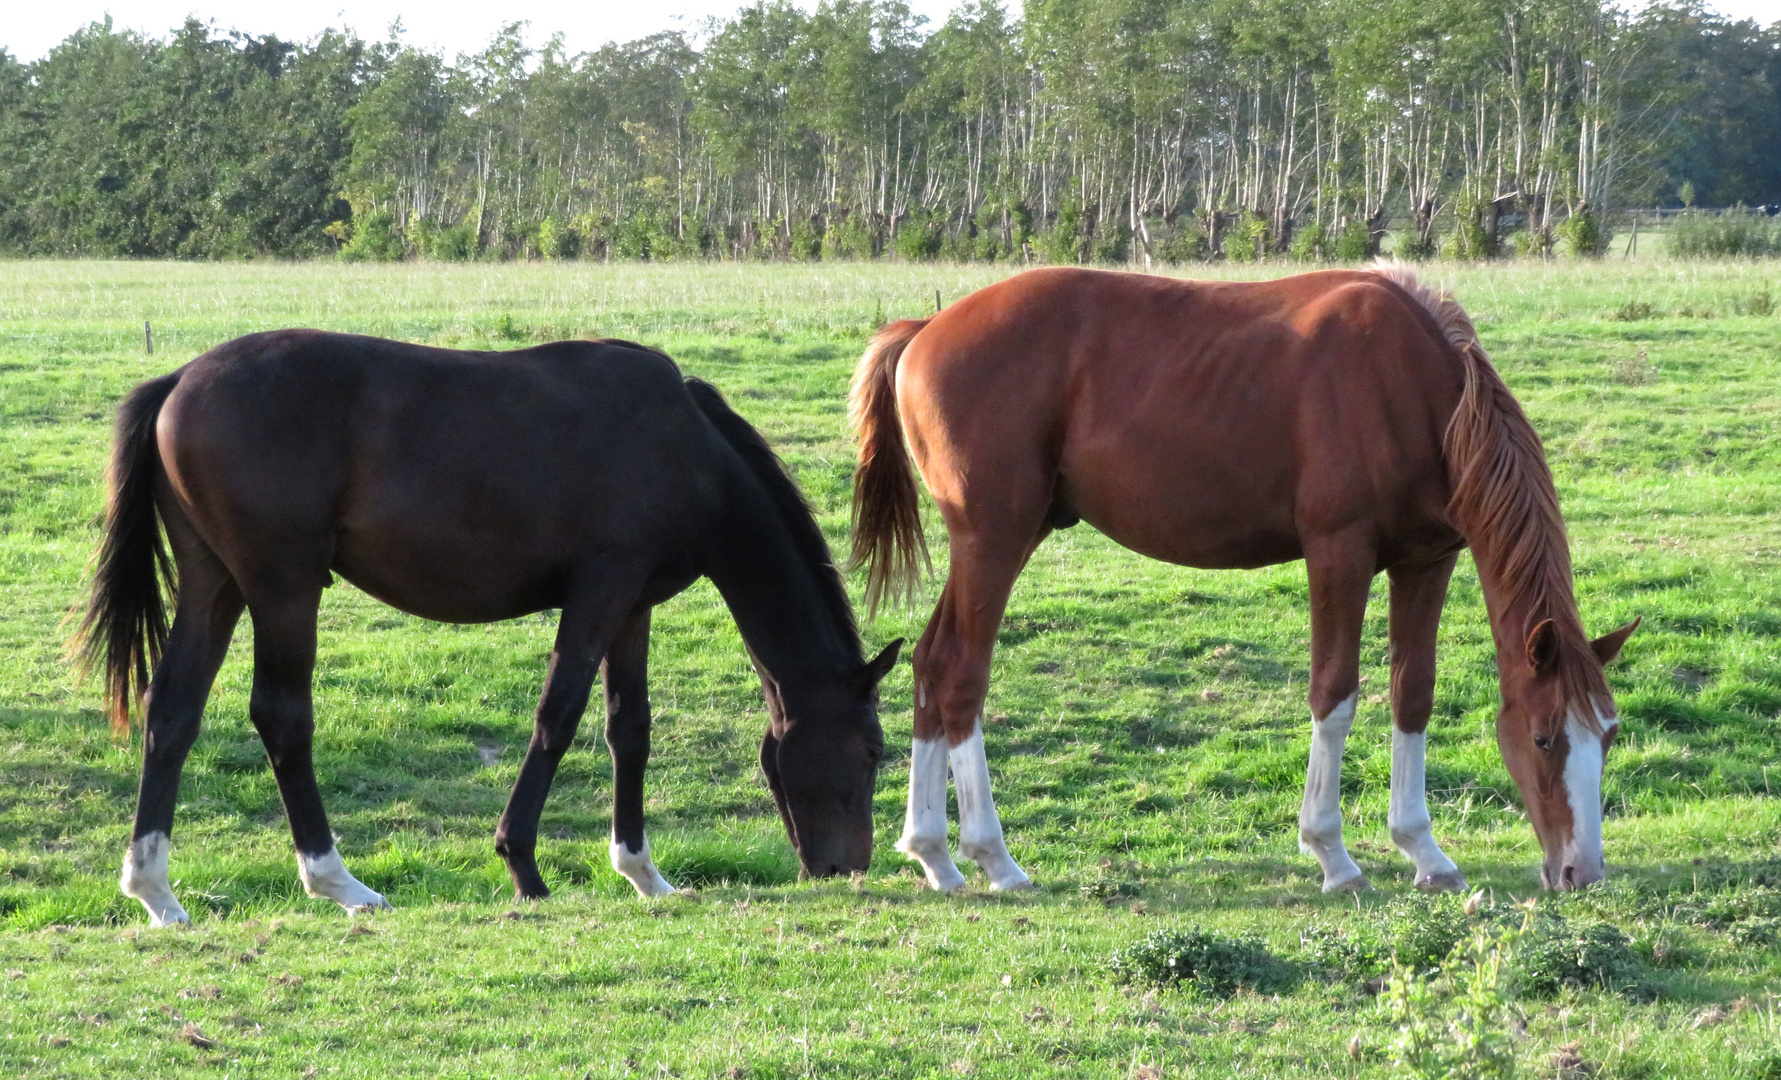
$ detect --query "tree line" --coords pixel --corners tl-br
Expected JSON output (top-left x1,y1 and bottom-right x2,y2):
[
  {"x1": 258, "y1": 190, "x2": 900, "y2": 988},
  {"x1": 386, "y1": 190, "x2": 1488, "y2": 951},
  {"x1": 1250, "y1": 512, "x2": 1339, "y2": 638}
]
[{"x1": 0, "y1": 1, "x2": 1777, "y2": 262}]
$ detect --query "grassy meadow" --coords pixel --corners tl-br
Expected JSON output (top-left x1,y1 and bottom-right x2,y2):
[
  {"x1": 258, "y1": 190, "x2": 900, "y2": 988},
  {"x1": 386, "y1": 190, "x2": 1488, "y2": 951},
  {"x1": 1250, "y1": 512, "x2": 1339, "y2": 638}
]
[{"x1": 1, "y1": 257, "x2": 1780, "y2": 1077}]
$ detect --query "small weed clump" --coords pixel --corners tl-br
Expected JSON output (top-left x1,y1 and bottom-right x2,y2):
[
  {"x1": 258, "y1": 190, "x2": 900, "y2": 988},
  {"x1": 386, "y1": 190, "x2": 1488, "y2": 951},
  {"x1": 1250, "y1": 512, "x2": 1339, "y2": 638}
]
[
  {"x1": 1611, "y1": 300, "x2": 1655, "y2": 321},
  {"x1": 1509, "y1": 915, "x2": 1647, "y2": 998},
  {"x1": 1383, "y1": 926, "x2": 1520, "y2": 1080},
  {"x1": 1302, "y1": 894, "x2": 1654, "y2": 999},
  {"x1": 1111, "y1": 926, "x2": 1296, "y2": 996},
  {"x1": 1609, "y1": 349, "x2": 1657, "y2": 385}
]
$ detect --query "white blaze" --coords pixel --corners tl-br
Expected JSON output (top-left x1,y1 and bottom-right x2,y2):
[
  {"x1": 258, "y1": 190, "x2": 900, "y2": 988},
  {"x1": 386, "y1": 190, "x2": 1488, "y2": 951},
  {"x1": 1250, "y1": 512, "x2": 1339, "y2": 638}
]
[
  {"x1": 1388, "y1": 728, "x2": 1463, "y2": 888},
  {"x1": 1562, "y1": 713, "x2": 1610, "y2": 882},
  {"x1": 948, "y1": 720, "x2": 1030, "y2": 890},
  {"x1": 896, "y1": 735, "x2": 966, "y2": 891},
  {"x1": 609, "y1": 835, "x2": 675, "y2": 897},
  {"x1": 1298, "y1": 694, "x2": 1368, "y2": 891},
  {"x1": 121, "y1": 831, "x2": 189, "y2": 927},
  {"x1": 298, "y1": 847, "x2": 392, "y2": 914}
]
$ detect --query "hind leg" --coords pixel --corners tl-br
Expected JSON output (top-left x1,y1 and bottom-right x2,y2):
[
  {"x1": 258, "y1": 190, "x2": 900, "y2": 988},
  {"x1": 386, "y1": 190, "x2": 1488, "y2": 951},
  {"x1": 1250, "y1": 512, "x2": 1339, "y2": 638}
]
[
  {"x1": 1387, "y1": 556, "x2": 1466, "y2": 891},
  {"x1": 901, "y1": 522, "x2": 1046, "y2": 892},
  {"x1": 122, "y1": 544, "x2": 244, "y2": 926},
  {"x1": 1297, "y1": 541, "x2": 1376, "y2": 892},
  {"x1": 246, "y1": 589, "x2": 388, "y2": 914}
]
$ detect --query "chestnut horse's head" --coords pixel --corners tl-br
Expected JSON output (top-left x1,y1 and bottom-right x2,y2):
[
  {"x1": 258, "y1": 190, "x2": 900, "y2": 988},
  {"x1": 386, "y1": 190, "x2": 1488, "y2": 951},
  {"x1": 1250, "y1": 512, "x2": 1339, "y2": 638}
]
[
  {"x1": 1494, "y1": 617, "x2": 1639, "y2": 890},
  {"x1": 758, "y1": 640, "x2": 901, "y2": 879}
]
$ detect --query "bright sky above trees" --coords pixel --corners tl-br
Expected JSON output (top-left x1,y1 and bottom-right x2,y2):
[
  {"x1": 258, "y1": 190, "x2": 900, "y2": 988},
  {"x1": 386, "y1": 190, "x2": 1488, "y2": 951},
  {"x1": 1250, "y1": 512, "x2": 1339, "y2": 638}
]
[{"x1": 4, "y1": 1, "x2": 966, "y2": 61}]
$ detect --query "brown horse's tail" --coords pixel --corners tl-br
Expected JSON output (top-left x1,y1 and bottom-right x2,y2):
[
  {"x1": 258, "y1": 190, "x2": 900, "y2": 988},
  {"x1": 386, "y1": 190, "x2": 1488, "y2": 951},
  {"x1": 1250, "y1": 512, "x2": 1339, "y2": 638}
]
[
  {"x1": 73, "y1": 372, "x2": 182, "y2": 735},
  {"x1": 847, "y1": 318, "x2": 932, "y2": 616}
]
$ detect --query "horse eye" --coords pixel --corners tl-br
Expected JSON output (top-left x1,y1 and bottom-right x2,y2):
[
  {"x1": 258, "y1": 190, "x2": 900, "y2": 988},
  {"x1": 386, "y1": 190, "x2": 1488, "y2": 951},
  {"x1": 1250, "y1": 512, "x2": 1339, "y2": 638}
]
[{"x1": 1533, "y1": 734, "x2": 1553, "y2": 752}]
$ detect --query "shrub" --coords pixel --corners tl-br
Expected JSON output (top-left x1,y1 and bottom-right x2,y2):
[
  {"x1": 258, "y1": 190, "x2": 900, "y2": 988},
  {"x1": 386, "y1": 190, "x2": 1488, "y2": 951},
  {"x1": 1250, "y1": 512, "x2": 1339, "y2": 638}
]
[
  {"x1": 1044, "y1": 182, "x2": 1090, "y2": 264},
  {"x1": 428, "y1": 222, "x2": 477, "y2": 261},
  {"x1": 1667, "y1": 207, "x2": 1781, "y2": 258},
  {"x1": 1510, "y1": 916, "x2": 1646, "y2": 998},
  {"x1": 893, "y1": 212, "x2": 943, "y2": 261},
  {"x1": 537, "y1": 215, "x2": 579, "y2": 259},
  {"x1": 1093, "y1": 218, "x2": 1132, "y2": 264},
  {"x1": 1384, "y1": 926, "x2": 1521, "y2": 1080},
  {"x1": 1443, "y1": 193, "x2": 1498, "y2": 261},
  {"x1": 1332, "y1": 219, "x2": 1373, "y2": 262},
  {"x1": 1559, "y1": 208, "x2": 1611, "y2": 257},
  {"x1": 1611, "y1": 301, "x2": 1654, "y2": 321},
  {"x1": 338, "y1": 210, "x2": 407, "y2": 262},
  {"x1": 1289, "y1": 222, "x2": 1327, "y2": 261},
  {"x1": 1222, "y1": 211, "x2": 1266, "y2": 262},
  {"x1": 825, "y1": 212, "x2": 876, "y2": 259},
  {"x1": 1111, "y1": 926, "x2": 1296, "y2": 995},
  {"x1": 1157, "y1": 219, "x2": 1211, "y2": 263},
  {"x1": 789, "y1": 215, "x2": 821, "y2": 261}
]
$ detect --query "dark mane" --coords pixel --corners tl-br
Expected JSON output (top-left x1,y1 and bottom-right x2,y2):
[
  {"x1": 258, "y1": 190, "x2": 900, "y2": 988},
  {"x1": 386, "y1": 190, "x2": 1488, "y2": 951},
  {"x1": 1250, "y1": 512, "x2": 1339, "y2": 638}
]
[{"x1": 683, "y1": 377, "x2": 863, "y2": 662}]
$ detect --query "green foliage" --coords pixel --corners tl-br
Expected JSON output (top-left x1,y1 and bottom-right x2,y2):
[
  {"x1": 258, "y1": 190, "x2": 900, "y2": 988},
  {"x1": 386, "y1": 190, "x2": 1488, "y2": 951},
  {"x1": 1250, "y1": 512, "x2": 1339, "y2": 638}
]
[
  {"x1": 1222, "y1": 212, "x2": 1266, "y2": 262},
  {"x1": 1044, "y1": 183, "x2": 1090, "y2": 265},
  {"x1": 893, "y1": 211, "x2": 943, "y2": 261},
  {"x1": 1110, "y1": 926, "x2": 1295, "y2": 995},
  {"x1": 1667, "y1": 209, "x2": 1781, "y2": 258},
  {"x1": 1444, "y1": 193, "x2": 1499, "y2": 262},
  {"x1": 337, "y1": 209, "x2": 406, "y2": 262},
  {"x1": 1290, "y1": 222, "x2": 1328, "y2": 262},
  {"x1": 1383, "y1": 923, "x2": 1522, "y2": 1080},
  {"x1": 1559, "y1": 209, "x2": 1611, "y2": 258},
  {"x1": 1509, "y1": 916, "x2": 1646, "y2": 998},
  {"x1": 1333, "y1": 220, "x2": 1374, "y2": 262},
  {"x1": 824, "y1": 211, "x2": 876, "y2": 260}
]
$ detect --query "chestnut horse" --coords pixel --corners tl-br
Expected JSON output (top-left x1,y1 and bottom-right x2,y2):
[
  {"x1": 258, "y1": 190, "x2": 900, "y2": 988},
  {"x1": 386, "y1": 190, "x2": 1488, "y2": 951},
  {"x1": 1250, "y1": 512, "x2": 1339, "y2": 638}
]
[
  {"x1": 851, "y1": 266, "x2": 1636, "y2": 894},
  {"x1": 80, "y1": 331, "x2": 898, "y2": 926}
]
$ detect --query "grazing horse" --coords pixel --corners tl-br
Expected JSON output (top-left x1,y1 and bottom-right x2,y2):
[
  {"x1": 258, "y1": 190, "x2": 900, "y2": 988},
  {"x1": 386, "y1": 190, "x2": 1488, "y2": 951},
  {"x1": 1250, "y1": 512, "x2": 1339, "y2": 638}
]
[
  {"x1": 850, "y1": 266, "x2": 1636, "y2": 894},
  {"x1": 79, "y1": 331, "x2": 899, "y2": 926}
]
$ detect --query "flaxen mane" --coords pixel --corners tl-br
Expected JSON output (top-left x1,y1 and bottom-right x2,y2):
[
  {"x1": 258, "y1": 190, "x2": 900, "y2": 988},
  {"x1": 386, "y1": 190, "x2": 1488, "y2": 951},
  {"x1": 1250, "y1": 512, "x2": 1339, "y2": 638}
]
[{"x1": 1369, "y1": 263, "x2": 1611, "y2": 729}]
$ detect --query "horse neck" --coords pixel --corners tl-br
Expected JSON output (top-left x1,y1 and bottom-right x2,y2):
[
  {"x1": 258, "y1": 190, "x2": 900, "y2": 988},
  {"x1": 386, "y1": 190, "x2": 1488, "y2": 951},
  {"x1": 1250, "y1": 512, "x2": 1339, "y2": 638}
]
[
  {"x1": 1467, "y1": 529, "x2": 1588, "y2": 684},
  {"x1": 700, "y1": 487, "x2": 861, "y2": 688}
]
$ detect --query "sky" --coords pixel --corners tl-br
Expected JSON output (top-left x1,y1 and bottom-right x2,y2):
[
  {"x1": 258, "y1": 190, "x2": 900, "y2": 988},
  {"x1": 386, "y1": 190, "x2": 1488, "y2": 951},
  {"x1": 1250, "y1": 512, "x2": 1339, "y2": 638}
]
[
  {"x1": 3, "y1": 0, "x2": 1776, "y2": 63},
  {"x1": 4, "y1": 2, "x2": 968, "y2": 62}
]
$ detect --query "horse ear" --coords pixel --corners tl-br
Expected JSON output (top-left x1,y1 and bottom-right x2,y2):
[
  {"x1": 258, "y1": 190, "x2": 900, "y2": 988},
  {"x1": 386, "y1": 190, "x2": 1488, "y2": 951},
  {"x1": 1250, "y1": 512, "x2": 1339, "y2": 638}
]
[
  {"x1": 858, "y1": 638, "x2": 904, "y2": 690},
  {"x1": 1525, "y1": 619, "x2": 1560, "y2": 674},
  {"x1": 1590, "y1": 617, "x2": 1640, "y2": 666}
]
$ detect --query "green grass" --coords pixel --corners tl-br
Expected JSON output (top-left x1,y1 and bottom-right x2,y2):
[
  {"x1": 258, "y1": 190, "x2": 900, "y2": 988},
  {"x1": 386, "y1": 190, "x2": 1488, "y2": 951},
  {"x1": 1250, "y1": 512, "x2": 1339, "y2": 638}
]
[{"x1": 2, "y1": 257, "x2": 1780, "y2": 1078}]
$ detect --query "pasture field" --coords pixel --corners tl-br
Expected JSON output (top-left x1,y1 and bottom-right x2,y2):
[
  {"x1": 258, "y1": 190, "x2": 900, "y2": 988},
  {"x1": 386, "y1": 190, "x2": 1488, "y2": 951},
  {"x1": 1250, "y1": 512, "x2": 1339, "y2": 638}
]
[{"x1": 1, "y1": 258, "x2": 1780, "y2": 1078}]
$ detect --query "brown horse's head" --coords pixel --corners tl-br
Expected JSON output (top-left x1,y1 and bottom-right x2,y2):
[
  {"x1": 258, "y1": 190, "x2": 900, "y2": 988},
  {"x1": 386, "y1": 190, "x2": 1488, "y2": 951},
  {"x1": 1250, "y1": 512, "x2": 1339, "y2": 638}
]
[
  {"x1": 759, "y1": 640, "x2": 901, "y2": 879},
  {"x1": 1494, "y1": 617, "x2": 1639, "y2": 890}
]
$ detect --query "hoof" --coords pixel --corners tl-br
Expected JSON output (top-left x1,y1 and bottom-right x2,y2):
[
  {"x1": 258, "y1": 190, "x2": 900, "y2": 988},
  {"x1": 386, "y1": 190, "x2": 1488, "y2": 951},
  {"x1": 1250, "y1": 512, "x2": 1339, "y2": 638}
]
[
  {"x1": 1324, "y1": 873, "x2": 1374, "y2": 894},
  {"x1": 345, "y1": 896, "x2": 394, "y2": 915},
  {"x1": 1414, "y1": 870, "x2": 1469, "y2": 893},
  {"x1": 993, "y1": 876, "x2": 1037, "y2": 892}
]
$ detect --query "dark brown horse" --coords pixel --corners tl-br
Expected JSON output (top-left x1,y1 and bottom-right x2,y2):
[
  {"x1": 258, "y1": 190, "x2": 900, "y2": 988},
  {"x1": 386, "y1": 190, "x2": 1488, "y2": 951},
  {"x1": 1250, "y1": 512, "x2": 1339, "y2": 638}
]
[
  {"x1": 850, "y1": 265, "x2": 1636, "y2": 895},
  {"x1": 80, "y1": 331, "x2": 898, "y2": 926}
]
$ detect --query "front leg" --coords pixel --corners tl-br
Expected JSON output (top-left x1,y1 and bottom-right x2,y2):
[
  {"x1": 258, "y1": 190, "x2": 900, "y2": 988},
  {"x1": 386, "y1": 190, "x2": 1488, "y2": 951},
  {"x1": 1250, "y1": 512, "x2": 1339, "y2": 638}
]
[
  {"x1": 1297, "y1": 546, "x2": 1375, "y2": 892},
  {"x1": 603, "y1": 611, "x2": 674, "y2": 897},
  {"x1": 1387, "y1": 558, "x2": 1466, "y2": 892},
  {"x1": 496, "y1": 583, "x2": 638, "y2": 899}
]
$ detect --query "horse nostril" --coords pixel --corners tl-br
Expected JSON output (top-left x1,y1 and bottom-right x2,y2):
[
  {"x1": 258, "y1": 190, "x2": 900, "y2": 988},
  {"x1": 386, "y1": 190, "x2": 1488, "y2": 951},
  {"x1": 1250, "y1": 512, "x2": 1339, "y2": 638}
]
[{"x1": 1561, "y1": 864, "x2": 1578, "y2": 889}]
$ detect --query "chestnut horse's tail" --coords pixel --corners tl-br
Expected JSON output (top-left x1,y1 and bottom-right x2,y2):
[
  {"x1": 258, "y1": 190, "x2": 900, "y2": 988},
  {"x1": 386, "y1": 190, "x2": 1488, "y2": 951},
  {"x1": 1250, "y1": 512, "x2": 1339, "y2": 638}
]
[
  {"x1": 847, "y1": 318, "x2": 932, "y2": 616},
  {"x1": 74, "y1": 371, "x2": 182, "y2": 735}
]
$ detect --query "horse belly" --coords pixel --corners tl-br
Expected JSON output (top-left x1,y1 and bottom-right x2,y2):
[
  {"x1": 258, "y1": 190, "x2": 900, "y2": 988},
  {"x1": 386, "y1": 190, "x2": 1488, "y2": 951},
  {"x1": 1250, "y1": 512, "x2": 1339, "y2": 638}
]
[
  {"x1": 1059, "y1": 421, "x2": 1304, "y2": 570},
  {"x1": 1070, "y1": 480, "x2": 1304, "y2": 570},
  {"x1": 330, "y1": 526, "x2": 571, "y2": 623}
]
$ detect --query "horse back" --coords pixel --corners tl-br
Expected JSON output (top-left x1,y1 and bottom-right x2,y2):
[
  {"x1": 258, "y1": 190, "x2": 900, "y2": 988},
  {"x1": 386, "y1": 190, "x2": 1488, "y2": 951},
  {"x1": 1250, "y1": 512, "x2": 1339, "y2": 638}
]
[
  {"x1": 156, "y1": 331, "x2": 726, "y2": 618},
  {"x1": 896, "y1": 268, "x2": 1469, "y2": 569}
]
